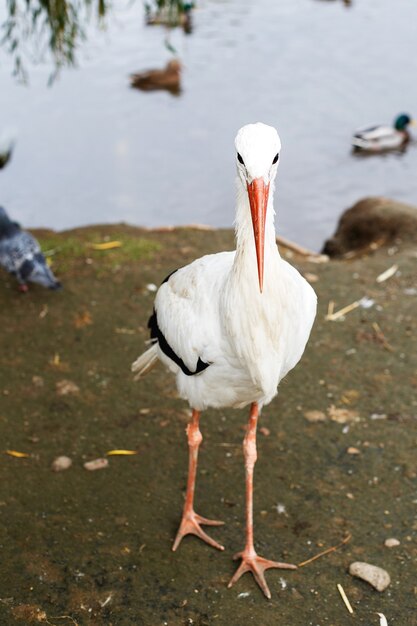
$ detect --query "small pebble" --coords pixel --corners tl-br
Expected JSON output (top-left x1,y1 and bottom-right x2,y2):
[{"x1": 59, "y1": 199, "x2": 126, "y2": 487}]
[
  {"x1": 384, "y1": 538, "x2": 400, "y2": 548},
  {"x1": 304, "y1": 410, "x2": 327, "y2": 423},
  {"x1": 347, "y1": 447, "x2": 361, "y2": 455},
  {"x1": 51, "y1": 456, "x2": 72, "y2": 472},
  {"x1": 349, "y1": 561, "x2": 390, "y2": 592},
  {"x1": 84, "y1": 458, "x2": 109, "y2": 471},
  {"x1": 56, "y1": 380, "x2": 80, "y2": 396},
  {"x1": 359, "y1": 296, "x2": 375, "y2": 309},
  {"x1": 304, "y1": 272, "x2": 319, "y2": 283}
]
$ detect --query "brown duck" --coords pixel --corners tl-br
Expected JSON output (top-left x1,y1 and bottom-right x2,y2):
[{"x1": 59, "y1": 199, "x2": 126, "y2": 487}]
[{"x1": 130, "y1": 59, "x2": 182, "y2": 95}]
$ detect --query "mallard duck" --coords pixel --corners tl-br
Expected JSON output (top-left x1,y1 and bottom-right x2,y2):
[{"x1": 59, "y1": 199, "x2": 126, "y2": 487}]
[
  {"x1": 130, "y1": 59, "x2": 181, "y2": 95},
  {"x1": 352, "y1": 113, "x2": 416, "y2": 152}
]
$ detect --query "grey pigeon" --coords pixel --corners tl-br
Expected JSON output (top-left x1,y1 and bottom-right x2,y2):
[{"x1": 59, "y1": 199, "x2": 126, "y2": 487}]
[{"x1": 0, "y1": 207, "x2": 61, "y2": 291}]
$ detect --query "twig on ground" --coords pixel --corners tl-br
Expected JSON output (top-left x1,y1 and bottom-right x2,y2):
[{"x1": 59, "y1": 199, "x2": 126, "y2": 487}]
[
  {"x1": 337, "y1": 583, "x2": 354, "y2": 614},
  {"x1": 298, "y1": 533, "x2": 352, "y2": 567},
  {"x1": 341, "y1": 237, "x2": 387, "y2": 260},
  {"x1": 376, "y1": 264, "x2": 398, "y2": 283},
  {"x1": 327, "y1": 300, "x2": 335, "y2": 317},
  {"x1": 325, "y1": 300, "x2": 360, "y2": 321},
  {"x1": 50, "y1": 617, "x2": 79, "y2": 626},
  {"x1": 372, "y1": 322, "x2": 395, "y2": 352},
  {"x1": 276, "y1": 235, "x2": 329, "y2": 262}
]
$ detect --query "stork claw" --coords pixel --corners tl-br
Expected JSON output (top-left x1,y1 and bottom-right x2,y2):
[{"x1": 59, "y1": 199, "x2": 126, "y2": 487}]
[
  {"x1": 172, "y1": 509, "x2": 225, "y2": 552},
  {"x1": 228, "y1": 551, "x2": 297, "y2": 599}
]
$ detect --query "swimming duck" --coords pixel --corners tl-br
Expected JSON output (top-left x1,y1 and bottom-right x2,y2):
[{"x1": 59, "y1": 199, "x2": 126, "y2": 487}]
[
  {"x1": 145, "y1": 2, "x2": 194, "y2": 32},
  {"x1": 352, "y1": 113, "x2": 416, "y2": 152},
  {"x1": 130, "y1": 59, "x2": 182, "y2": 95}
]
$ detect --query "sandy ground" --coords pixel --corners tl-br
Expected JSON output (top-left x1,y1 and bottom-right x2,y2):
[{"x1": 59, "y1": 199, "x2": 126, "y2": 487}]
[{"x1": 0, "y1": 225, "x2": 416, "y2": 625}]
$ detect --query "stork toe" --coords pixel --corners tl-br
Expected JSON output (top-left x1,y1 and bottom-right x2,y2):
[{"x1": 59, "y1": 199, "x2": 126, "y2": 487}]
[
  {"x1": 172, "y1": 510, "x2": 225, "y2": 552},
  {"x1": 228, "y1": 552, "x2": 297, "y2": 599}
]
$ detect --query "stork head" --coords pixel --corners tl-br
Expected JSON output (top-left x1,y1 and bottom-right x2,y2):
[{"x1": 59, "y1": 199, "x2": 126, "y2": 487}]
[{"x1": 235, "y1": 122, "x2": 281, "y2": 293}]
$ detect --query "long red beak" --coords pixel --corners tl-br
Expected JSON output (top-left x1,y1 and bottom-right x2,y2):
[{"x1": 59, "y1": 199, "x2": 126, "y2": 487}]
[{"x1": 247, "y1": 177, "x2": 270, "y2": 293}]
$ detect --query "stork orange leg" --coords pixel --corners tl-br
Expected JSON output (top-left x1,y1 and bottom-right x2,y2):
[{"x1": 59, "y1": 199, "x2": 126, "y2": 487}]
[
  {"x1": 172, "y1": 409, "x2": 224, "y2": 552},
  {"x1": 228, "y1": 402, "x2": 297, "y2": 599}
]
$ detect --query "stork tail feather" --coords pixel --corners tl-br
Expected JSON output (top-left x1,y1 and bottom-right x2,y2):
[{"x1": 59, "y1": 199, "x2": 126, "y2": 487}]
[{"x1": 131, "y1": 343, "x2": 159, "y2": 380}]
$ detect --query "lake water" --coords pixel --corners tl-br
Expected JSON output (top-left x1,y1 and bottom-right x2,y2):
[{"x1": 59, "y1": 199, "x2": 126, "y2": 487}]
[{"x1": 1, "y1": 0, "x2": 417, "y2": 250}]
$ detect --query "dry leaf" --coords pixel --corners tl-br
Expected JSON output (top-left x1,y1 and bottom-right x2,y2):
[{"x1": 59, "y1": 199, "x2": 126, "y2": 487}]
[
  {"x1": 12, "y1": 605, "x2": 47, "y2": 622},
  {"x1": 91, "y1": 241, "x2": 122, "y2": 250},
  {"x1": 340, "y1": 389, "x2": 360, "y2": 405},
  {"x1": 50, "y1": 353, "x2": 60, "y2": 366},
  {"x1": 74, "y1": 311, "x2": 93, "y2": 328},
  {"x1": 5, "y1": 450, "x2": 30, "y2": 458},
  {"x1": 106, "y1": 450, "x2": 138, "y2": 456},
  {"x1": 56, "y1": 380, "x2": 80, "y2": 396},
  {"x1": 304, "y1": 410, "x2": 327, "y2": 423},
  {"x1": 328, "y1": 405, "x2": 360, "y2": 424},
  {"x1": 39, "y1": 304, "x2": 49, "y2": 319}
]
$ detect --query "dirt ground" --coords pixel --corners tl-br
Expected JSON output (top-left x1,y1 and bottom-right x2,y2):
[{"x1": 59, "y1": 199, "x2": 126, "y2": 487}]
[{"x1": 0, "y1": 225, "x2": 415, "y2": 626}]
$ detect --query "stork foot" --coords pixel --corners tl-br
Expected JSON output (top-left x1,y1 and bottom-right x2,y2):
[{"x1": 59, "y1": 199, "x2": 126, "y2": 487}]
[
  {"x1": 228, "y1": 550, "x2": 297, "y2": 599},
  {"x1": 172, "y1": 509, "x2": 224, "y2": 552}
]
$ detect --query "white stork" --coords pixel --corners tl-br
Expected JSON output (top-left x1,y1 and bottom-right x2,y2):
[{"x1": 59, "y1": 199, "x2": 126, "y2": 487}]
[{"x1": 132, "y1": 122, "x2": 317, "y2": 599}]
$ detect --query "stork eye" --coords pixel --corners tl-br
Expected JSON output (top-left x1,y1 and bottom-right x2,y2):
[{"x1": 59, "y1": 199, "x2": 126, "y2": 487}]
[
  {"x1": 272, "y1": 153, "x2": 279, "y2": 165},
  {"x1": 237, "y1": 153, "x2": 244, "y2": 165}
]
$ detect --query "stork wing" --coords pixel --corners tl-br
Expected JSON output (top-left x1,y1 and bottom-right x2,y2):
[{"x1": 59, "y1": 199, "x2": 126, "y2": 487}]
[{"x1": 153, "y1": 251, "x2": 234, "y2": 375}]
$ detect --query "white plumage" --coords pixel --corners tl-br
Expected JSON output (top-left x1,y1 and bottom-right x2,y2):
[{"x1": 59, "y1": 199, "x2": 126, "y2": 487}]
[
  {"x1": 132, "y1": 122, "x2": 317, "y2": 599},
  {"x1": 134, "y1": 123, "x2": 316, "y2": 409},
  {"x1": 139, "y1": 248, "x2": 315, "y2": 410}
]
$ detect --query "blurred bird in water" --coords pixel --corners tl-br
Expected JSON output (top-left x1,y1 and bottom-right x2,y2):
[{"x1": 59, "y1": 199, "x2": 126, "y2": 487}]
[
  {"x1": 130, "y1": 59, "x2": 182, "y2": 95},
  {"x1": 145, "y1": 2, "x2": 194, "y2": 33},
  {"x1": 352, "y1": 113, "x2": 416, "y2": 153},
  {"x1": 132, "y1": 123, "x2": 317, "y2": 598},
  {"x1": 0, "y1": 207, "x2": 61, "y2": 292},
  {"x1": 0, "y1": 128, "x2": 16, "y2": 169}
]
